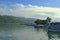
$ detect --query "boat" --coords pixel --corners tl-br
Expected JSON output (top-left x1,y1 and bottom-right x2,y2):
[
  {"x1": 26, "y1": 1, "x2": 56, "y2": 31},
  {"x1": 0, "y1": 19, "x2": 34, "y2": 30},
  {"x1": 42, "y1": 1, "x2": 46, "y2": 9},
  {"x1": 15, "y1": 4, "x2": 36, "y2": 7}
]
[
  {"x1": 47, "y1": 22, "x2": 60, "y2": 32},
  {"x1": 34, "y1": 22, "x2": 60, "y2": 32},
  {"x1": 34, "y1": 23, "x2": 47, "y2": 28}
]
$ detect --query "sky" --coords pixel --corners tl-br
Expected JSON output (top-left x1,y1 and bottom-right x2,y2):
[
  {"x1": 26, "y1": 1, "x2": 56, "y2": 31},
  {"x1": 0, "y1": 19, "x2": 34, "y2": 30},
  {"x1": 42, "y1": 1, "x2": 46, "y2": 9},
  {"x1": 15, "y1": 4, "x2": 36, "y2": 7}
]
[{"x1": 0, "y1": 0, "x2": 60, "y2": 22}]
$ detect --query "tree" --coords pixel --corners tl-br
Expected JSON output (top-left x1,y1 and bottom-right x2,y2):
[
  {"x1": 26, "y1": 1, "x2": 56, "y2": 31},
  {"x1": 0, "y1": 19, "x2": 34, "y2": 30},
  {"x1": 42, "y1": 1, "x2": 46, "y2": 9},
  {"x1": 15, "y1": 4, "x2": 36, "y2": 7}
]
[
  {"x1": 46, "y1": 17, "x2": 51, "y2": 23},
  {"x1": 34, "y1": 19, "x2": 47, "y2": 25},
  {"x1": 34, "y1": 17, "x2": 51, "y2": 25}
]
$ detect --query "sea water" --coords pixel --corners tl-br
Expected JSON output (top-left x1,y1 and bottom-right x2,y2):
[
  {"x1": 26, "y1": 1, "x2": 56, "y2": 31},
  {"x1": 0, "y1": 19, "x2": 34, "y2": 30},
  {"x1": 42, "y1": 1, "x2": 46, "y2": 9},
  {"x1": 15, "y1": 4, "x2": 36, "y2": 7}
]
[{"x1": 0, "y1": 24, "x2": 60, "y2": 40}]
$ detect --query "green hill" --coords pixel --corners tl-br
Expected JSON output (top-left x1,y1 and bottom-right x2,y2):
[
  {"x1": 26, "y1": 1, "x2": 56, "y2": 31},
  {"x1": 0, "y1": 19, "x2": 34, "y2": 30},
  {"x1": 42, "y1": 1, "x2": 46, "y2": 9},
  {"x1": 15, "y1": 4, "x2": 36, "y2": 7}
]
[{"x1": 0, "y1": 15, "x2": 35, "y2": 26}]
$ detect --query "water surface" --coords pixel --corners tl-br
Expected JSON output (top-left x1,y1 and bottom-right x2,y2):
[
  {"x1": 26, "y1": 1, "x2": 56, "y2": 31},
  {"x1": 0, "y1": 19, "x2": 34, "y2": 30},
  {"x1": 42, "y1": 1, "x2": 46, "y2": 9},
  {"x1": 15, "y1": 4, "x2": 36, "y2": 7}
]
[{"x1": 0, "y1": 24, "x2": 60, "y2": 40}]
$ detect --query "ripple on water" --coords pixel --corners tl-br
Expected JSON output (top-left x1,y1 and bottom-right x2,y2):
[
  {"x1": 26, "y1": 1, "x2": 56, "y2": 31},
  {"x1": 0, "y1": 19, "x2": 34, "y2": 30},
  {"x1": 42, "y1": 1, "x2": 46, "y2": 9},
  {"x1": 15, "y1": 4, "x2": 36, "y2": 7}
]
[{"x1": 0, "y1": 25, "x2": 60, "y2": 40}]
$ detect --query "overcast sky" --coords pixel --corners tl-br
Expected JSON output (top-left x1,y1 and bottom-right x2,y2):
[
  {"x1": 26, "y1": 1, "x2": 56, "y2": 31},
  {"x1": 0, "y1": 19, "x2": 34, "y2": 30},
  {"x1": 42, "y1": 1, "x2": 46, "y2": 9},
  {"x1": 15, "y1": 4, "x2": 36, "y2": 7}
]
[{"x1": 0, "y1": 0, "x2": 60, "y2": 22}]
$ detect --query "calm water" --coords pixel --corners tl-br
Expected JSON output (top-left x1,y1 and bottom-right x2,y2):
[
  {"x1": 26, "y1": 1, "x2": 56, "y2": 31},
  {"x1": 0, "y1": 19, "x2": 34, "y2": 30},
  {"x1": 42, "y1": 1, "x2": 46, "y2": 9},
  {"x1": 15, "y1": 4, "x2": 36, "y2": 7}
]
[{"x1": 0, "y1": 24, "x2": 60, "y2": 40}]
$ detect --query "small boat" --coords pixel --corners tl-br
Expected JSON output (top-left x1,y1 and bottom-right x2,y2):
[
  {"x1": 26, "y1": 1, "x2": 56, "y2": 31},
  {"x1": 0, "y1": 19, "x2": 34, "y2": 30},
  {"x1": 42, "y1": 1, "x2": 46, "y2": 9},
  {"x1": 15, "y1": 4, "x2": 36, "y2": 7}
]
[
  {"x1": 34, "y1": 22, "x2": 60, "y2": 32},
  {"x1": 47, "y1": 22, "x2": 60, "y2": 32},
  {"x1": 34, "y1": 24, "x2": 47, "y2": 28}
]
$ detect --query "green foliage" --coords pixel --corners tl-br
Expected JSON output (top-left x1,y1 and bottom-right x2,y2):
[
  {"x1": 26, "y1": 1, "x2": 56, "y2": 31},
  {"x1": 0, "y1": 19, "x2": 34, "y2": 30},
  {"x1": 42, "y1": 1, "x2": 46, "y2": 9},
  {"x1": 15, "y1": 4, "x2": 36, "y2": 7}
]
[
  {"x1": 34, "y1": 17, "x2": 51, "y2": 25},
  {"x1": 34, "y1": 19, "x2": 47, "y2": 25},
  {"x1": 0, "y1": 15, "x2": 21, "y2": 23},
  {"x1": 0, "y1": 15, "x2": 34, "y2": 26},
  {"x1": 46, "y1": 17, "x2": 51, "y2": 23}
]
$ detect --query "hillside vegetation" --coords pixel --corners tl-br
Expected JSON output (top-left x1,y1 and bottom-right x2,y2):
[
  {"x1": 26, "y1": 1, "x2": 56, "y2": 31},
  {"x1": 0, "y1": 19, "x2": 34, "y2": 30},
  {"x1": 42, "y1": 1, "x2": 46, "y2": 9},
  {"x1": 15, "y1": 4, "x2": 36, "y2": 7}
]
[{"x1": 0, "y1": 15, "x2": 34, "y2": 26}]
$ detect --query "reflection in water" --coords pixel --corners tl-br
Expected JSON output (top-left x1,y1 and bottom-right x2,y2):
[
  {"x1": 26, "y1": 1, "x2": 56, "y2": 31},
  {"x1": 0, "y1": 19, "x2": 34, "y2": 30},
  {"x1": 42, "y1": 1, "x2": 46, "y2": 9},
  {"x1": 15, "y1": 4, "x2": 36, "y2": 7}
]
[
  {"x1": 34, "y1": 26, "x2": 60, "y2": 40},
  {"x1": 48, "y1": 31, "x2": 60, "y2": 40},
  {"x1": 0, "y1": 24, "x2": 60, "y2": 40}
]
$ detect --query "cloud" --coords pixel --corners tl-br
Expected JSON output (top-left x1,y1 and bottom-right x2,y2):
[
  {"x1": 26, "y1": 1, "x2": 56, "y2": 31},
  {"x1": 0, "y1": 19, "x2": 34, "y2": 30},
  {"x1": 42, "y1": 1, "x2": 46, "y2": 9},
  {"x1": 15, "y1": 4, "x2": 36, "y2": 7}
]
[{"x1": 0, "y1": 4, "x2": 60, "y2": 21}]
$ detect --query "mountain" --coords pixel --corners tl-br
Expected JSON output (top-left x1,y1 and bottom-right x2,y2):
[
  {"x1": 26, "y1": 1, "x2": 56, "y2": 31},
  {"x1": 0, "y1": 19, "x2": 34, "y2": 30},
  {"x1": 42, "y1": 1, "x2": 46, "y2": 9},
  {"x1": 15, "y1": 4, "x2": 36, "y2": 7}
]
[{"x1": 0, "y1": 15, "x2": 35, "y2": 26}]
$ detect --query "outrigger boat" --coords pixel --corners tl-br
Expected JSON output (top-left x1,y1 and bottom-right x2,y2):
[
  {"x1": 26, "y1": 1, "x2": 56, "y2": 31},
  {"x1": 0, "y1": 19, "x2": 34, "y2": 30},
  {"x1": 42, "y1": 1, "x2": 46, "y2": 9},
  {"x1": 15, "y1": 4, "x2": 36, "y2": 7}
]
[
  {"x1": 34, "y1": 22, "x2": 60, "y2": 32},
  {"x1": 47, "y1": 22, "x2": 60, "y2": 32},
  {"x1": 34, "y1": 23, "x2": 48, "y2": 28},
  {"x1": 34, "y1": 17, "x2": 60, "y2": 32}
]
